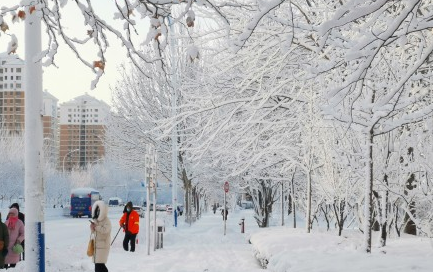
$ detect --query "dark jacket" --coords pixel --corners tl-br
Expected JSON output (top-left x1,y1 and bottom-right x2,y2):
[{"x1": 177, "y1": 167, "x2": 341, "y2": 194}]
[{"x1": 0, "y1": 219, "x2": 9, "y2": 268}]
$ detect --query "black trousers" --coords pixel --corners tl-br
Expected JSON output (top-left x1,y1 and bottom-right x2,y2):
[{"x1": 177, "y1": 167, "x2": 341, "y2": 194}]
[
  {"x1": 123, "y1": 232, "x2": 137, "y2": 252},
  {"x1": 95, "y1": 263, "x2": 108, "y2": 272}
]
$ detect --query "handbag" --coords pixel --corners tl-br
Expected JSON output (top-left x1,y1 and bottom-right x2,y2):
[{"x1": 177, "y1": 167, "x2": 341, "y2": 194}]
[
  {"x1": 12, "y1": 243, "x2": 23, "y2": 254},
  {"x1": 87, "y1": 234, "x2": 95, "y2": 257}
]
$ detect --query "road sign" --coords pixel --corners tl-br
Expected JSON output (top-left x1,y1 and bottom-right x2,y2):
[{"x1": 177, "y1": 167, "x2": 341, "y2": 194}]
[{"x1": 224, "y1": 181, "x2": 229, "y2": 193}]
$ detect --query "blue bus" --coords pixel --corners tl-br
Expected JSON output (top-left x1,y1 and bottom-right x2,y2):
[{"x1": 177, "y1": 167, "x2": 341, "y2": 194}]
[{"x1": 70, "y1": 188, "x2": 101, "y2": 218}]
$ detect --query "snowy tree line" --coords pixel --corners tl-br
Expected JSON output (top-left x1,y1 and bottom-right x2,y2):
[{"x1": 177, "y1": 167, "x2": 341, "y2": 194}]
[
  {"x1": 107, "y1": 0, "x2": 433, "y2": 254},
  {"x1": 0, "y1": 128, "x2": 143, "y2": 207},
  {"x1": 2, "y1": 0, "x2": 433, "y2": 254}
]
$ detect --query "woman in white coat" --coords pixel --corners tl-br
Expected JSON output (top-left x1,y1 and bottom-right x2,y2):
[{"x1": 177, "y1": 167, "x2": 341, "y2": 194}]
[{"x1": 90, "y1": 200, "x2": 112, "y2": 272}]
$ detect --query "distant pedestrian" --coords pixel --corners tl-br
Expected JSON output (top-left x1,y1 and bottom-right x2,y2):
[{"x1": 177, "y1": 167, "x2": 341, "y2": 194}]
[
  {"x1": 0, "y1": 212, "x2": 9, "y2": 269},
  {"x1": 213, "y1": 204, "x2": 217, "y2": 214},
  {"x1": 8, "y1": 203, "x2": 25, "y2": 261},
  {"x1": 119, "y1": 202, "x2": 139, "y2": 252},
  {"x1": 177, "y1": 206, "x2": 183, "y2": 216},
  {"x1": 4, "y1": 208, "x2": 24, "y2": 269},
  {"x1": 221, "y1": 208, "x2": 228, "y2": 221},
  {"x1": 90, "y1": 201, "x2": 111, "y2": 272}
]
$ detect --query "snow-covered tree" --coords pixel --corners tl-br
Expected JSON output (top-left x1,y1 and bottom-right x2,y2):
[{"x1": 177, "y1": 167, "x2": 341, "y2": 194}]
[{"x1": 318, "y1": 0, "x2": 433, "y2": 252}]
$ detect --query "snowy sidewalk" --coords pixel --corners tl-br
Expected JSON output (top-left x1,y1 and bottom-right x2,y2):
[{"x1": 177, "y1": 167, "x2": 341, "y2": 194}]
[
  {"x1": 10, "y1": 208, "x2": 262, "y2": 272},
  {"x1": 141, "y1": 210, "x2": 263, "y2": 272}
]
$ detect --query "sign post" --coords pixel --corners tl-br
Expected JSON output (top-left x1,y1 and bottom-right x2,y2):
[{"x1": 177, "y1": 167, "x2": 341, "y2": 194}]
[{"x1": 223, "y1": 181, "x2": 229, "y2": 235}]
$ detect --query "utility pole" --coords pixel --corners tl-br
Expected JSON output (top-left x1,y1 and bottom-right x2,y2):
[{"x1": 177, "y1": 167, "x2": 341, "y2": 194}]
[
  {"x1": 145, "y1": 144, "x2": 151, "y2": 255},
  {"x1": 25, "y1": 6, "x2": 45, "y2": 272},
  {"x1": 169, "y1": 15, "x2": 178, "y2": 227}
]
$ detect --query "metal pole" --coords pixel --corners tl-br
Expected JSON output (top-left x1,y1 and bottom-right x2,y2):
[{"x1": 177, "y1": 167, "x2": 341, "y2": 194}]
[
  {"x1": 145, "y1": 146, "x2": 151, "y2": 255},
  {"x1": 25, "y1": 6, "x2": 45, "y2": 272},
  {"x1": 169, "y1": 16, "x2": 178, "y2": 227},
  {"x1": 153, "y1": 152, "x2": 158, "y2": 250}
]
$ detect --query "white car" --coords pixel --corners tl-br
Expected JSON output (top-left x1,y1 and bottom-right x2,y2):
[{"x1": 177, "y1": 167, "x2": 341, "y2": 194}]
[{"x1": 132, "y1": 206, "x2": 145, "y2": 218}]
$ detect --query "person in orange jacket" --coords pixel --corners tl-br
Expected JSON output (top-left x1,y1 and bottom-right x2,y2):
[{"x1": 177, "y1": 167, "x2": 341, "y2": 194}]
[{"x1": 119, "y1": 201, "x2": 139, "y2": 252}]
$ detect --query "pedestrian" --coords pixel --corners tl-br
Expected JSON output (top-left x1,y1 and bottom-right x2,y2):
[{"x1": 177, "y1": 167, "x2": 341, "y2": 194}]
[
  {"x1": 7, "y1": 204, "x2": 24, "y2": 225},
  {"x1": 119, "y1": 202, "x2": 139, "y2": 252},
  {"x1": 213, "y1": 204, "x2": 217, "y2": 214},
  {"x1": 221, "y1": 208, "x2": 228, "y2": 221},
  {"x1": 90, "y1": 200, "x2": 111, "y2": 272},
  {"x1": 177, "y1": 206, "x2": 183, "y2": 216},
  {"x1": 4, "y1": 208, "x2": 24, "y2": 269},
  {"x1": 8, "y1": 203, "x2": 25, "y2": 261},
  {"x1": 0, "y1": 212, "x2": 9, "y2": 269}
]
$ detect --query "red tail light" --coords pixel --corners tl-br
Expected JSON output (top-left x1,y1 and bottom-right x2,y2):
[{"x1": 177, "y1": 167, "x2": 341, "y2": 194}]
[
  {"x1": 89, "y1": 206, "x2": 92, "y2": 211},
  {"x1": 71, "y1": 194, "x2": 74, "y2": 198}
]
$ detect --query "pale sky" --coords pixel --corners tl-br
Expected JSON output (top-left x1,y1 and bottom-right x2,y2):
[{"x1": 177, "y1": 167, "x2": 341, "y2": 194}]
[{"x1": 1, "y1": 1, "x2": 150, "y2": 106}]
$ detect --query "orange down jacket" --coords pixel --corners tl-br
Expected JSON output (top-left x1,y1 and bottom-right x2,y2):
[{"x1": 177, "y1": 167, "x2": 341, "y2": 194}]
[{"x1": 119, "y1": 210, "x2": 140, "y2": 234}]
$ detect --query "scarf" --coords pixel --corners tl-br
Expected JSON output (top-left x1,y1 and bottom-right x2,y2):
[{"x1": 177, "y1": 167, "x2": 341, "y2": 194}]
[{"x1": 7, "y1": 216, "x2": 18, "y2": 230}]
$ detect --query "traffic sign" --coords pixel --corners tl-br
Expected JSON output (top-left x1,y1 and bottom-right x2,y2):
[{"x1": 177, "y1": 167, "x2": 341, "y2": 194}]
[{"x1": 224, "y1": 181, "x2": 229, "y2": 193}]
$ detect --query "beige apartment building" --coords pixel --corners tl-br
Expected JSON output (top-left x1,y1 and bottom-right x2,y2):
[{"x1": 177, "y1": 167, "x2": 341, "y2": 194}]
[
  {"x1": 59, "y1": 93, "x2": 109, "y2": 171},
  {"x1": 43, "y1": 90, "x2": 59, "y2": 164},
  {"x1": 0, "y1": 53, "x2": 25, "y2": 134}
]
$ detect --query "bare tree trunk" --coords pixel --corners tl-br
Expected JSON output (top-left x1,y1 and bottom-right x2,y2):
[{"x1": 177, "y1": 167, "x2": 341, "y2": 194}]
[
  {"x1": 306, "y1": 170, "x2": 312, "y2": 233},
  {"x1": 363, "y1": 129, "x2": 374, "y2": 253},
  {"x1": 291, "y1": 173, "x2": 296, "y2": 228},
  {"x1": 379, "y1": 175, "x2": 389, "y2": 246}
]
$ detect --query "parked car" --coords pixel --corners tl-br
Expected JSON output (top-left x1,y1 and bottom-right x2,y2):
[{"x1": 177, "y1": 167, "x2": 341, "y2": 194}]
[
  {"x1": 132, "y1": 206, "x2": 145, "y2": 218},
  {"x1": 166, "y1": 205, "x2": 173, "y2": 214},
  {"x1": 156, "y1": 204, "x2": 167, "y2": 211},
  {"x1": 108, "y1": 197, "x2": 124, "y2": 207}
]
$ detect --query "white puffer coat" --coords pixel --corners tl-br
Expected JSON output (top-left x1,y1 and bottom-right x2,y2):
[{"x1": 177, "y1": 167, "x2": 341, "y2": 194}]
[{"x1": 91, "y1": 200, "x2": 112, "y2": 264}]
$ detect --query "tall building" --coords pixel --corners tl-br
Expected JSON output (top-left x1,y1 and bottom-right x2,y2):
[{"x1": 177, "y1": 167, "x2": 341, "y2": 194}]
[
  {"x1": 0, "y1": 53, "x2": 25, "y2": 134},
  {"x1": 59, "y1": 93, "x2": 110, "y2": 171},
  {"x1": 43, "y1": 90, "x2": 59, "y2": 164}
]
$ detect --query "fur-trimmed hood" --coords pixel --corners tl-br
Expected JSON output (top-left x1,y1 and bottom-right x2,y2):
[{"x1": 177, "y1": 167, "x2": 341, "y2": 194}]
[{"x1": 92, "y1": 200, "x2": 108, "y2": 221}]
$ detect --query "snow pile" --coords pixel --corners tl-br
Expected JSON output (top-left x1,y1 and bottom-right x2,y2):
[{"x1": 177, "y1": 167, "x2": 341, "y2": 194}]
[{"x1": 249, "y1": 227, "x2": 433, "y2": 272}]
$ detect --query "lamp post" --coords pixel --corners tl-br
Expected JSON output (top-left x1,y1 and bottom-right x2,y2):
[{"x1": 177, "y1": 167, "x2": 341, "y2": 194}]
[
  {"x1": 62, "y1": 149, "x2": 80, "y2": 172},
  {"x1": 145, "y1": 143, "x2": 157, "y2": 255},
  {"x1": 24, "y1": 6, "x2": 45, "y2": 272}
]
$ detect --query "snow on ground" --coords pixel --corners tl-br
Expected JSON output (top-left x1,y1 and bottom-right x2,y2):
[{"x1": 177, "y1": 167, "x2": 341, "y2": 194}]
[
  {"x1": 1, "y1": 206, "x2": 262, "y2": 272},
  {"x1": 1, "y1": 206, "x2": 432, "y2": 272},
  {"x1": 250, "y1": 226, "x2": 433, "y2": 272}
]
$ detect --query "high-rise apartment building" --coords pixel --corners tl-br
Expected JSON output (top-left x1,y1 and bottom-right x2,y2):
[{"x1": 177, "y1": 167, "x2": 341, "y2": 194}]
[
  {"x1": 0, "y1": 53, "x2": 25, "y2": 134},
  {"x1": 59, "y1": 93, "x2": 109, "y2": 171},
  {"x1": 43, "y1": 90, "x2": 59, "y2": 164}
]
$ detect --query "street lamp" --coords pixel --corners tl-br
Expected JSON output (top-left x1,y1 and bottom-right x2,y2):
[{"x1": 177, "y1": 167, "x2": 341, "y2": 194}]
[{"x1": 62, "y1": 149, "x2": 80, "y2": 172}]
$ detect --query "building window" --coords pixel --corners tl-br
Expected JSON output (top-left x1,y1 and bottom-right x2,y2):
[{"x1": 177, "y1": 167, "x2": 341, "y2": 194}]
[
  {"x1": 0, "y1": 85, "x2": 2, "y2": 89},
  {"x1": 11, "y1": 68, "x2": 13, "y2": 72},
  {"x1": 4, "y1": 68, "x2": 7, "y2": 72},
  {"x1": 16, "y1": 83, "x2": 21, "y2": 88},
  {"x1": 16, "y1": 76, "x2": 21, "y2": 80},
  {"x1": 10, "y1": 84, "x2": 13, "y2": 88},
  {"x1": 95, "y1": 109, "x2": 98, "y2": 112},
  {"x1": 16, "y1": 68, "x2": 21, "y2": 73},
  {"x1": 68, "y1": 109, "x2": 71, "y2": 112},
  {"x1": 4, "y1": 76, "x2": 7, "y2": 80}
]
